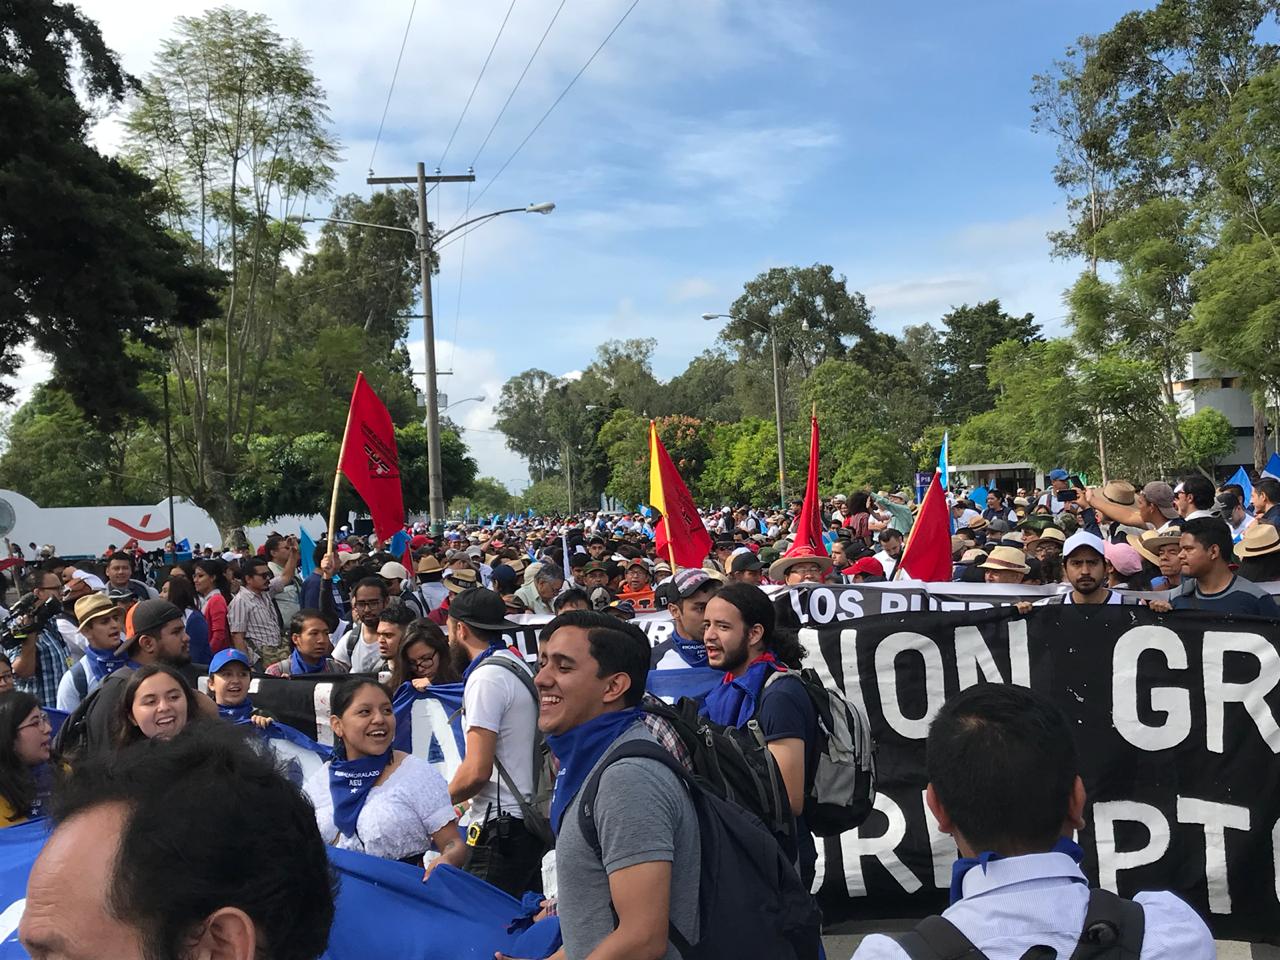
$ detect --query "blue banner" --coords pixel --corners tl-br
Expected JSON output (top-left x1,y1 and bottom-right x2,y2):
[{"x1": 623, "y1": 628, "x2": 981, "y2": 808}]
[
  {"x1": 0, "y1": 821, "x2": 559, "y2": 958},
  {"x1": 1227, "y1": 466, "x2": 1254, "y2": 510},
  {"x1": 300, "y1": 528, "x2": 318, "y2": 579},
  {"x1": 1264, "y1": 453, "x2": 1280, "y2": 481},
  {"x1": 392, "y1": 681, "x2": 467, "y2": 773}
]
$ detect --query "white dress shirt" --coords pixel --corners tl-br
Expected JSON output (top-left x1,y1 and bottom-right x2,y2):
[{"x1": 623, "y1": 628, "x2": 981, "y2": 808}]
[{"x1": 852, "y1": 850, "x2": 1214, "y2": 960}]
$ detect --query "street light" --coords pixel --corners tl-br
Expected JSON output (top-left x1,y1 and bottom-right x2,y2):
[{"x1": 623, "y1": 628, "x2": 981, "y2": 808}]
[
  {"x1": 702, "y1": 309, "x2": 809, "y2": 508},
  {"x1": 442, "y1": 395, "x2": 485, "y2": 413},
  {"x1": 287, "y1": 199, "x2": 553, "y2": 534}
]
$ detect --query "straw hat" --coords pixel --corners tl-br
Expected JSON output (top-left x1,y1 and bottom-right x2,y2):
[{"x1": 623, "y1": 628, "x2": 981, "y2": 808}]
[
  {"x1": 1236, "y1": 522, "x2": 1280, "y2": 558},
  {"x1": 1093, "y1": 480, "x2": 1137, "y2": 510},
  {"x1": 767, "y1": 545, "x2": 834, "y2": 581},
  {"x1": 1026, "y1": 526, "x2": 1066, "y2": 549},
  {"x1": 1126, "y1": 526, "x2": 1182, "y2": 566},
  {"x1": 978, "y1": 546, "x2": 1030, "y2": 575},
  {"x1": 417, "y1": 554, "x2": 444, "y2": 575},
  {"x1": 967, "y1": 515, "x2": 989, "y2": 532},
  {"x1": 444, "y1": 568, "x2": 479, "y2": 593}
]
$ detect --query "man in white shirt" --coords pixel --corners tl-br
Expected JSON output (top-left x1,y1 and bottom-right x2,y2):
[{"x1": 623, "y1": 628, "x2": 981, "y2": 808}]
[
  {"x1": 872, "y1": 529, "x2": 904, "y2": 580},
  {"x1": 1035, "y1": 468, "x2": 1071, "y2": 515},
  {"x1": 1175, "y1": 475, "x2": 1218, "y2": 521},
  {"x1": 445, "y1": 587, "x2": 544, "y2": 898},
  {"x1": 853, "y1": 683, "x2": 1213, "y2": 960},
  {"x1": 330, "y1": 577, "x2": 388, "y2": 674},
  {"x1": 1021, "y1": 532, "x2": 1124, "y2": 609}
]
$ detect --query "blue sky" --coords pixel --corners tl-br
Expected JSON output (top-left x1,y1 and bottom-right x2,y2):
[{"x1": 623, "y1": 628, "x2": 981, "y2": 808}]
[{"x1": 26, "y1": 0, "x2": 1152, "y2": 490}]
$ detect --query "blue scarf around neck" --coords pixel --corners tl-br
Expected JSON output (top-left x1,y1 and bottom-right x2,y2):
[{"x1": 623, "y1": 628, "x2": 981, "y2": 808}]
[
  {"x1": 701, "y1": 653, "x2": 783, "y2": 728},
  {"x1": 290, "y1": 648, "x2": 328, "y2": 676},
  {"x1": 328, "y1": 747, "x2": 393, "y2": 838},
  {"x1": 950, "y1": 836, "x2": 1085, "y2": 904},
  {"x1": 545, "y1": 707, "x2": 642, "y2": 834},
  {"x1": 83, "y1": 644, "x2": 130, "y2": 682},
  {"x1": 218, "y1": 700, "x2": 255, "y2": 724},
  {"x1": 669, "y1": 629, "x2": 709, "y2": 668},
  {"x1": 462, "y1": 643, "x2": 503, "y2": 682}
]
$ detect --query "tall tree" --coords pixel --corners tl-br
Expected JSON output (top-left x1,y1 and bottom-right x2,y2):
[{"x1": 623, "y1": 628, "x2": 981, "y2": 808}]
[
  {"x1": 124, "y1": 8, "x2": 339, "y2": 539},
  {"x1": 934, "y1": 300, "x2": 1041, "y2": 424},
  {"x1": 0, "y1": 0, "x2": 220, "y2": 424}
]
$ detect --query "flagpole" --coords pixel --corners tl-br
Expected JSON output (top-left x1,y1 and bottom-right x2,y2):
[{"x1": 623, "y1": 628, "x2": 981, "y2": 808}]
[{"x1": 328, "y1": 374, "x2": 359, "y2": 557}]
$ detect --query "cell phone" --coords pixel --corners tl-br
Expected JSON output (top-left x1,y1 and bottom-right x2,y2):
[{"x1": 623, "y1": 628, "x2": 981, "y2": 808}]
[
  {"x1": 1067, "y1": 474, "x2": 1084, "y2": 488},
  {"x1": 1056, "y1": 489, "x2": 1078, "y2": 502}
]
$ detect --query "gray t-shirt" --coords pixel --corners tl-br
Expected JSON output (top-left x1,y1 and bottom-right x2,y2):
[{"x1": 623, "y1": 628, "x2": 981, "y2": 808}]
[{"x1": 555, "y1": 723, "x2": 700, "y2": 960}]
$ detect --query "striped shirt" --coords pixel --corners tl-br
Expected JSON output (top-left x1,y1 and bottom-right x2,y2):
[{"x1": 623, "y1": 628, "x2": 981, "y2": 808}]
[
  {"x1": 226, "y1": 588, "x2": 284, "y2": 665},
  {"x1": 5, "y1": 623, "x2": 72, "y2": 707}
]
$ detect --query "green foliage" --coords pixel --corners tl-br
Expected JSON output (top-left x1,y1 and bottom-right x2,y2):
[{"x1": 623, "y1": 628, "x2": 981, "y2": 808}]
[
  {"x1": 699, "y1": 418, "x2": 806, "y2": 507},
  {"x1": 1177, "y1": 408, "x2": 1236, "y2": 471},
  {"x1": 450, "y1": 477, "x2": 515, "y2": 518},
  {"x1": 598, "y1": 412, "x2": 711, "y2": 510},
  {"x1": 0, "y1": 0, "x2": 220, "y2": 424},
  {"x1": 934, "y1": 301, "x2": 1041, "y2": 424},
  {"x1": 519, "y1": 478, "x2": 570, "y2": 517}
]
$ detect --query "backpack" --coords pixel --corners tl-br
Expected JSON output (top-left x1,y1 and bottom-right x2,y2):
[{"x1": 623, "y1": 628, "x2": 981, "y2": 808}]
[
  {"x1": 893, "y1": 888, "x2": 1145, "y2": 960},
  {"x1": 644, "y1": 694, "x2": 792, "y2": 840},
  {"x1": 577, "y1": 738, "x2": 822, "y2": 960},
  {"x1": 475, "y1": 654, "x2": 556, "y2": 848},
  {"x1": 762, "y1": 667, "x2": 877, "y2": 837}
]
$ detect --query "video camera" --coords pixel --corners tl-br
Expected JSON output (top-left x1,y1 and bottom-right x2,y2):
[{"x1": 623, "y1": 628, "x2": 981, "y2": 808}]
[{"x1": 0, "y1": 593, "x2": 62, "y2": 647}]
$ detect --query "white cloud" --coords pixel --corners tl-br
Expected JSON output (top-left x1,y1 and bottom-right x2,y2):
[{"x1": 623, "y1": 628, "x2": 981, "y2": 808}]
[
  {"x1": 1, "y1": 348, "x2": 53, "y2": 411},
  {"x1": 667, "y1": 277, "x2": 716, "y2": 304}
]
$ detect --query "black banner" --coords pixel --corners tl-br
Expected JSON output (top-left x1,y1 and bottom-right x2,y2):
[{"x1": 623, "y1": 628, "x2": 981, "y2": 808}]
[{"x1": 805, "y1": 606, "x2": 1280, "y2": 943}]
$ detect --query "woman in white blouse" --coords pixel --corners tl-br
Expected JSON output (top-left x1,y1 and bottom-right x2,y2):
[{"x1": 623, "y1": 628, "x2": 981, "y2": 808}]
[{"x1": 304, "y1": 678, "x2": 466, "y2": 877}]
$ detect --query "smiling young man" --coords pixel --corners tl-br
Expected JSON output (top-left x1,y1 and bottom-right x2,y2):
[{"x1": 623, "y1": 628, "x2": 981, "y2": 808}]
[
  {"x1": 56, "y1": 593, "x2": 125, "y2": 712},
  {"x1": 512, "y1": 609, "x2": 699, "y2": 960},
  {"x1": 700, "y1": 581, "x2": 819, "y2": 886}
]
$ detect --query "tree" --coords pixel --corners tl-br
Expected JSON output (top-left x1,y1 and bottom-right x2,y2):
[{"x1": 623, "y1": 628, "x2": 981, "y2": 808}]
[
  {"x1": 124, "y1": 7, "x2": 339, "y2": 539},
  {"x1": 598, "y1": 412, "x2": 711, "y2": 510},
  {"x1": 450, "y1": 477, "x2": 515, "y2": 518},
  {"x1": 664, "y1": 350, "x2": 743, "y2": 422},
  {"x1": 0, "y1": 0, "x2": 220, "y2": 424},
  {"x1": 699, "y1": 418, "x2": 806, "y2": 508},
  {"x1": 934, "y1": 301, "x2": 1041, "y2": 424},
  {"x1": 1177, "y1": 408, "x2": 1236, "y2": 472},
  {"x1": 519, "y1": 478, "x2": 570, "y2": 517},
  {"x1": 493, "y1": 369, "x2": 562, "y2": 479}
]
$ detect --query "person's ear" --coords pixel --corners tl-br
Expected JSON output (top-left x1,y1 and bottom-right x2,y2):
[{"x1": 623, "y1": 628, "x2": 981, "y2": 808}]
[
  {"x1": 602, "y1": 671, "x2": 632, "y2": 706},
  {"x1": 185, "y1": 906, "x2": 257, "y2": 960},
  {"x1": 747, "y1": 622, "x2": 766, "y2": 653},
  {"x1": 925, "y1": 783, "x2": 954, "y2": 835},
  {"x1": 1066, "y1": 775, "x2": 1086, "y2": 833},
  {"x1": 329, "y1": 713, "x2": 344, "y2": 741}
]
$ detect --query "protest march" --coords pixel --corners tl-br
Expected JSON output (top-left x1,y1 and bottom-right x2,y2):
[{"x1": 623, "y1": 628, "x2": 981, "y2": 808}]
[{"x1": 14, "y1": 0, "x2": 1280, "y2": 957}]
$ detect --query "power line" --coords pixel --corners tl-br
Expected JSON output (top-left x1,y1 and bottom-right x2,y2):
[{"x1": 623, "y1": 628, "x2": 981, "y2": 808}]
[
  {"x1": 447, "y1": 180, "x2": 474, "y2": 373},
  {"x1": 368, "y1": 0, "x2": 419, "y2": 177},
  {"x1": 438, "y1": 0, "x2": 520, "y2": 170},
  {"x1": 452, "y1": 0, "x2": 642, "y2": 230},
  {"x1": 469, "y1": 0, "x2": 568, "y2": 170}
]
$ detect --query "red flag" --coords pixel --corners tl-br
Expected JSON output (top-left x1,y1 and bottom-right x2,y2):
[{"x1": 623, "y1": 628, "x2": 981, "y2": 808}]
[
  {"x1": 339, "y1": 373, "x2": 405, "y2": 544},
  {"x1": 792, "y1": 413, "x2": 826, "y2": 555},
  {"x1": 648, "y1": 421, "x2": 712, "y2": 569},
  {"x1": 897, "y1": 471, "x2": 952, "y2": 582}
]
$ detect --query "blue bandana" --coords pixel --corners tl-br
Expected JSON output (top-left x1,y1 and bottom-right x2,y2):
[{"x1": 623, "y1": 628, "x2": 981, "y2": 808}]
[
  {"x1": 950, "y1": 836, "x2": 1085, "y2": 904},
  {"x1": 462, "y1": 643, "x2": 503, "y2": 682},
  {"x1": 218, "y1": 700, "x2": 255, "y2": 724},
  {"x1": 290, "y1": 649, "x2": 328, "y2": 676},
  {"x1": 545, "y1": 708, "x2": 642, "y2": 834},
  {"x1": 669, "y1": 630, "x2": 709, "y2": 668},
  {"x1": 701, "y1": 654, "x2": 783, "y2": 728},
  {"x1": 83, "y1": 644, "x2": 130, "y2": 682},
  {"x1": 328, "y1": 748, "x2": 392, "y2": 838}
]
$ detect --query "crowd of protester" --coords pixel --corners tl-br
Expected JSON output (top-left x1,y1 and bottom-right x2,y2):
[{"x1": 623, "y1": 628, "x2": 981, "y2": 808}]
[{"x1": 0, "y1": 463, "x2": 1265, "y2": 957}]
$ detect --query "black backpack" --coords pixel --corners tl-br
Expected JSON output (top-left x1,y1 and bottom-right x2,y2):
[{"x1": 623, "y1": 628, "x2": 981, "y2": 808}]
[
  {"x1": 893, "y1": 888, "x2": 1145, "y2": 960},
  {"x1": 643, "y1": 694, "x2": 791, "y2": 840},
  {"x1": 577, "y1": 739, "x2": 822, "y2": 960}
]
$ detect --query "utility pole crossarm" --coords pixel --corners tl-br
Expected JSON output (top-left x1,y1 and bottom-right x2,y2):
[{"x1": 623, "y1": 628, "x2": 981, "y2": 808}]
[{"x1": 366, "y1": 174, "x2": 476, "y2": 185}]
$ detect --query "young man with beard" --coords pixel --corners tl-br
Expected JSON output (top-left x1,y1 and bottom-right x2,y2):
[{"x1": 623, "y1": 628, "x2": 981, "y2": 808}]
[
  {"x1": 445, "y1": 587, "x2": 545, "y2": 897},
  {"x1": 1018, "y1": 532, "x2": 1121, "y2": 612},
  {"x1": 701, "y1": 581, "x2": 820, "y2": 887},
  {"x1": 649, "y1": 570, "x2": 720, "y2": 670},
  {"x1": 329, "y1": 577, "x2": 389, "y2": 675},
  {"x1": 498, "y1": 610, "x2": 699, "y2": 960},
  {"x1": 56, "y1": 594, "x2": 124, "y2": 712}
]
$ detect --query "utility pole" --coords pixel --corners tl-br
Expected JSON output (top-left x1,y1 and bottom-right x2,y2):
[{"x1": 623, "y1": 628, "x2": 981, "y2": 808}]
[{"x1": 367, "y1": 167, "x2": 475, "y2": 536}]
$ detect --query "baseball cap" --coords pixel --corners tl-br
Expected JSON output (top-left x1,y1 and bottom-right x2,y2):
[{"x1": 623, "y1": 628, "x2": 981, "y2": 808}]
[
  {"x1": 1140, "y1": 481, "x2": 1179, "y2": 520},
  {"x1": 581, "y1": 560, "x2": 608, "y2": 575},
  {"x1": 1104, "y1": 541, "x2": 1144, "y2": 576},
  {"x1": 117, "y1": 598, "x2": 183, "y2": 655},
  {"x1": 209, "y1": 648, "x2": 251, "y2": 675},
  {"x1": 1048, "y1": 468, "x2": 1069, "y2": 482},
  {"x1": 849, "y1": 556, "x2": 885, "y2": 578},
  {"x1": 727, "y1": 550, "x2": 763, "y2": 574},
  {"x1": 66, "y1": 571, "x2": 106, "y2": 593},
  {"x1": 447, "y1": 587, "x2": 520, "y2": 633},
  {"x1": 1062, "y1": 531, "x2": 1106, "y2": 560},
  {"x1": 379, "y1": 561, "x2": 410, "y2": 581}
]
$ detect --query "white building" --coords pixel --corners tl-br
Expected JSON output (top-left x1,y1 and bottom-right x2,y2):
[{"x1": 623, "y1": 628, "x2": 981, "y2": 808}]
[{"x1": 1171, "y1": 352, "x2": 1260, "y2": 469}]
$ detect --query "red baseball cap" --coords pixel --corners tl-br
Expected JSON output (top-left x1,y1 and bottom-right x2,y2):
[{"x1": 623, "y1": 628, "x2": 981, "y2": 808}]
[{"x1": 846, "y1": 557, "x2": 885, "y2": 578}]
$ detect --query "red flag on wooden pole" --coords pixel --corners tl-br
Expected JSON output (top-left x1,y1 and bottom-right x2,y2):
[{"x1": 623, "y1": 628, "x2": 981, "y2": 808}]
[
  {"x1": 648, "y1": 421, "x2": 712, "y2": 570},
  {"x1": 791, "y1": 410, "x2": 826, "y2": 556},
  {"x1": 335, "y1": 373, "x2": 405, "y2": 544},
  {"x1": 896, "y1": 471, "x2": 952, "y2": 582}
]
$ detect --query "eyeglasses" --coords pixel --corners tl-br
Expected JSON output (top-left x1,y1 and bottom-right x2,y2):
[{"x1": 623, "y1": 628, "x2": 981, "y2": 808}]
[
  {"x1": 0, "y1": 672, "x2": 14, "y2": 683},
  {"x1": 409, "y1": 654, "x2": 437, "y2": 670},
  {"x1": 17, "y1": 712, "x2": 50, "y2": 732},
  {"x1": 352, "y1": 599, "x2": 384, "y2": 610}
]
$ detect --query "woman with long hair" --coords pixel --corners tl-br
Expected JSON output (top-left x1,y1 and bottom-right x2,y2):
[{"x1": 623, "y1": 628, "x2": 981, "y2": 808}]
[
  {"x1": 0, "y1": 691, "x2": 54, "y2": 826},
  {"x1": 388, "y1": 619, "x2": 460, "y2": 693},
  {"x1": 111, "y1": 664, "x2": 202, "y2": 751},
  {"x1": 162, "y1": 574, "x2": 212, "y2": 666},
  {"x1": 192, "y1": 558, "x2": 232, "y2": 655},
  {"x1": 303, "y1": 679, "x2": 465, "y2": 876}
]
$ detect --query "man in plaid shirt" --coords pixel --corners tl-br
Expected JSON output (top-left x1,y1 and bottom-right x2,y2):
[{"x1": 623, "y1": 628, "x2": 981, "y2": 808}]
[{"x1": 4, "y1": 570, "x2": 72, "y2": 706}]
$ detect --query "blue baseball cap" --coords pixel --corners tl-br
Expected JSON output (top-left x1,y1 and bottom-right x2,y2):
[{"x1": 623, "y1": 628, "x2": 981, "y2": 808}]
[
  {"x1": 209, "y1": 649, "x2": 251, "y2": 675},
  {"x1": 1048, "y1": 468, "x2": 1069, "y2": 482}
]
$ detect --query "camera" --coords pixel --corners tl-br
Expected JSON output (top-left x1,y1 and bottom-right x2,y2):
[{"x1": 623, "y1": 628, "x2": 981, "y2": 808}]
[{"x1": 0, "y1": 593, "x2": 62, "y2": 647}]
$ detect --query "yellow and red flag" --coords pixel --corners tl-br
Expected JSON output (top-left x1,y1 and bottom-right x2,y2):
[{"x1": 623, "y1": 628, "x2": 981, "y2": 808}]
[{"x1": 648, "y1": 421, "x2": 711, "y2": 570}]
